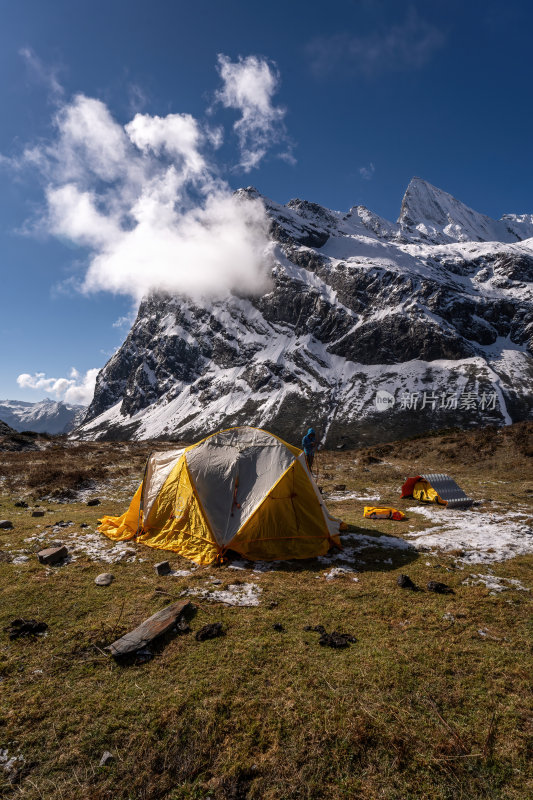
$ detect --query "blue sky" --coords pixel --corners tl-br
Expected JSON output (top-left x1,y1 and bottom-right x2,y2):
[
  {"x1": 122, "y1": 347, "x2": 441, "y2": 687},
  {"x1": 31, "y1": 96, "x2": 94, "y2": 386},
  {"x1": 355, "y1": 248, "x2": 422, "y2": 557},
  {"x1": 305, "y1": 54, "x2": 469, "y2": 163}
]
[{"x1": 1, "y1": 0, "x2": 532, "y2": 404}]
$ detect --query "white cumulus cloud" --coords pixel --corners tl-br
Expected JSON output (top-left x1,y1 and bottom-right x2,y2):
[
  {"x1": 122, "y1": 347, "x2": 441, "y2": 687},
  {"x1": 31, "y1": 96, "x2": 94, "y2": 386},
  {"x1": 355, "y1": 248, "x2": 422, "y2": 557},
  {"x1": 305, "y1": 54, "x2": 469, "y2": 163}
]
[
  {"x1": 215, "y1": 54, "x2": 289, "y2": 171},
  {"x1": 3, "y1": 55, "x2": 287, "y2": 302},
  {"x1": 17, "y1": 367, "x2": 99, "y2": 406}
]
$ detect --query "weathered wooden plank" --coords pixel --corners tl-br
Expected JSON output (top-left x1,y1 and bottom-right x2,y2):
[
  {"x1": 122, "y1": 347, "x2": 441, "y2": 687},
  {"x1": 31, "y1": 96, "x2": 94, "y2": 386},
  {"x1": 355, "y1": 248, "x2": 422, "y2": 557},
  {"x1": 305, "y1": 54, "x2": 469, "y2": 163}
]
[{"x1": 107, "y1": 599, "x2": 190, "y2": 657}]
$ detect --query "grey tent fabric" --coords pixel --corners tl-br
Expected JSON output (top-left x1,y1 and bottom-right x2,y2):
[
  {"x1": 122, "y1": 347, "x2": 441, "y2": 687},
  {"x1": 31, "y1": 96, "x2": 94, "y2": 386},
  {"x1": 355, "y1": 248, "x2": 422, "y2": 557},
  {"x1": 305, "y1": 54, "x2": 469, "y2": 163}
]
[
  {"x1": 421, "y1": 473, "x2": 473, "y2": 509},
  {"x1": 185, "y1": 428, "x2": 295, "y2": 546}
]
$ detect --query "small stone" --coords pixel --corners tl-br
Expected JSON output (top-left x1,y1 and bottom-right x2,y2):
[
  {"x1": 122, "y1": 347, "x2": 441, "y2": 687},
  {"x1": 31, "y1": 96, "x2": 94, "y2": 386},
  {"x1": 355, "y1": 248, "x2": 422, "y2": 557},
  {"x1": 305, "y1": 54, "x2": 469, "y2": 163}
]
[
  {"x1": 397, "y1": 574, "x2": 418, "y2": 590},
  {"x1": 87, "y1": 499, "x2": 101, "y2": 506},
  {"x1": 154, "y1": 561, "x2": 171, "y2": 576},
  {"x1": 14, "y1": 501, "x2": 28, "y2": 508},
  {"x1": 37, "y1": 545, "x2": 68, "y2": 565},
  {"x1": 31, "y1": 510, "x2": 45, "y2": 518},
  {"x1": 95, "y1": 573, "x2": 114, "y2": 586},
  {"x1": 333, "y1": 484, "x2": 346, "y2": 491},
  {"x1": 211, "y1": 579, "x2": 222, "y2": 585},
  {"x1": 80, "y1": 522, "x2": 89, "y2": 528},
  {"x1": 0, "y1": 520, "x2": 13, "y2": 530},
  {"x1": 272, "y1": 623, "x2": 284, "y2": 632},
  {"x1": 175, "y1": 619, "x2": 191, "y2": 634},
  {"x1": 99, "y1": 751, "x2": 114, "y2": 766},
  {"x1": 195, "y1": 622, "x2": 224, "y2": 642}
]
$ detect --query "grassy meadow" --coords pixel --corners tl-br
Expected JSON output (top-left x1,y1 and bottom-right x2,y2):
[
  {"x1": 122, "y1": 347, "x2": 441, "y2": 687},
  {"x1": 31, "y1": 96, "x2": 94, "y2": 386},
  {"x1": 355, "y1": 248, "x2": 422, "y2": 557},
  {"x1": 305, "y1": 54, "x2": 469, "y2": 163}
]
[{"x1": 0, "y1": 424, "x2": 532, "y2": 800}]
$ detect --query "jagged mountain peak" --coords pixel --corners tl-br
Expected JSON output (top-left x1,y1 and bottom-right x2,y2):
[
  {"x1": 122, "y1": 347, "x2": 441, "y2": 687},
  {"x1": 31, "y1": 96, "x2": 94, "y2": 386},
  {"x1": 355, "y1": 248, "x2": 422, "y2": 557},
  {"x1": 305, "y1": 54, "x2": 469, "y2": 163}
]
[{"x1": 398, "y1": 177, "x2": 533, "y2": 245}]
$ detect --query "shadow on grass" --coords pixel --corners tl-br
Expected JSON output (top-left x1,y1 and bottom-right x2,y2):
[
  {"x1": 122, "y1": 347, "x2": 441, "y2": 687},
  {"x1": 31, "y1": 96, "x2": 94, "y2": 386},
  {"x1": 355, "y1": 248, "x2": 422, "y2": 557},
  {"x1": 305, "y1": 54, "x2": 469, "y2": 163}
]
[{"x1": 225, "y1": 523, "x2": 418, "y2": 575}]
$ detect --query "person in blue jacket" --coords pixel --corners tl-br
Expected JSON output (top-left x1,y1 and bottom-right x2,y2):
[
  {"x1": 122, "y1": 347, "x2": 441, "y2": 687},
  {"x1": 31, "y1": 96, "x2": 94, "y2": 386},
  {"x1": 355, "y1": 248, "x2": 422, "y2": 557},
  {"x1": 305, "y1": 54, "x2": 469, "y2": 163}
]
[{"x1": 302, "y1": 427, "x2": 317, "y2": 470}]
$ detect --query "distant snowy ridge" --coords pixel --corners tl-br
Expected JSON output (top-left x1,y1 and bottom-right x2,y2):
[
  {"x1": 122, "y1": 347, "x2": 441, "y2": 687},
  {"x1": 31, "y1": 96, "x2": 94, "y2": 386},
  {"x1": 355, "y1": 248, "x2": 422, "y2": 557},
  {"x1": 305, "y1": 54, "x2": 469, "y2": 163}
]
[
  {"x1": 75, "y1": 178, "x2": 533, "y2": 446},
  {"x1": 0, "y1": 399, "x2": 85, "y2": 434}
]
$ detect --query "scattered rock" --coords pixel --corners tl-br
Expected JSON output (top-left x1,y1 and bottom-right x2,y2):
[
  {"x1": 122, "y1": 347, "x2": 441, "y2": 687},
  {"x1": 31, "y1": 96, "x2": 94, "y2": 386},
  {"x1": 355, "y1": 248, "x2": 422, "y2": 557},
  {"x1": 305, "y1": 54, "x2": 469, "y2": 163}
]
[
  {"x1": 154, "y1": 561, "x2": 171, "y2": 576},
  {"x1": 0, "y1": 520, "x2": 13, "y2": 530},
  {"x1": 99, "y1": 751, "x2": 114, "y2": 767},
  {"x1": 333, "y1": 484, "x2": 346, "y2": 491},
  {"x1": 87, "y1": 499, "x2": 101, "y2": 507},
  {"x1": 195, "y1": 622, "x2": 224, "y2": 642},
  {"x1": 95, "y1": 573, "x2": 114, "y2": 586},
  {"x1": 135, "y1": 648, "x2": 153, "y2": 663},
  {"x1": 14, "y1": 501, "x2": 28, "y2": 508},
  {"x1": 0, "y1": 551, "x2": 12, "y2": 563},
  {"x1": 37, "y1": 545, "x2": 68, "y2": 565},
  {"x1": 272, "y1": 623, "x2": 284, "y2": 632},
  {"x1": 268, "y1": 601, "x2": 279, "y2": 609},
  {"x1": 175, "y1": 619, "x2": 191, "y2": 634},
  {"x1": 397, "y1": 574, "x2": 418, "y2": 590},
  {"x1": 5, "y1": 619, "x2": 48, "y2": 639},
  {"x1": 442, "y1": 612, "x2": 455, "y2": 622},
  {"x1": 80, "y1": 522, "x2": 89, "y2": 528},
  {"x1": 31, "y1": 510, "x2": 45, "y2": 518},
  {"x1": 427, "y1": 581, "x2": 454, "y2": 594},
  {"x1": 211, "y1": 579, "x2": 222, "y2": 585}
]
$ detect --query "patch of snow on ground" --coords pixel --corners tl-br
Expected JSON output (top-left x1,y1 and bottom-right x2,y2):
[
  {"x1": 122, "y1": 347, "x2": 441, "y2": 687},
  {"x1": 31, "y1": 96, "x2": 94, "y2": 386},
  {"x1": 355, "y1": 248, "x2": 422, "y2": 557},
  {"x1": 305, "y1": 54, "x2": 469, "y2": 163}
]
[
  {"x1": 228, "y1": 560, "x2": 248, "y2": 570},
  {"x1": 23, "y1": 528, "x2": 140, "y2": 564},
  {"x1": 322, "y1": 531, "x2": 413, "y2": 563},
  {"x1": 184, "y1": 582, "x2": 262, "y2": 607},
  {"x1": 323, "y1": 566, "x2": 359, "y2": 581},
  {"x1": 462, "y1": 573, "x2": 530, "y2": 594},
  {"x1": 405, "y1": 506, "x2": 533, "y2": 563},
  {"x1": 1, "y1": 749, "x2": 24, "y2": 775},
  {"x1": 327, "y1": 491, "x2": 381, "y2": 502}
]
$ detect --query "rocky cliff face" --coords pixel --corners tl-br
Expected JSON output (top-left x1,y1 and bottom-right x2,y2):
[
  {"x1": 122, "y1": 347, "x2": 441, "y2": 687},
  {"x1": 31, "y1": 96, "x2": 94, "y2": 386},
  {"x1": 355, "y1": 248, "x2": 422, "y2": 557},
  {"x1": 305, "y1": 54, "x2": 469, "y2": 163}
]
[{"x1": 76, "y1": 178, "x2": 533, "y2": 447}]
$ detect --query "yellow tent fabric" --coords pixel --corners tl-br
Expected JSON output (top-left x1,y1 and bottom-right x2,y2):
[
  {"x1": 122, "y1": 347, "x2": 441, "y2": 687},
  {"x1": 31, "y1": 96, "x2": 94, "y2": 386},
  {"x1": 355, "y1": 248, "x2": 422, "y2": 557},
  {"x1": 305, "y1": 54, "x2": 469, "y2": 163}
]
[
  {"x1": 98, "y1": 426, "x2": 342, "y2": 566},
  {"x1": 412, "y1": 479, "x2": 447, "y2": 505}
]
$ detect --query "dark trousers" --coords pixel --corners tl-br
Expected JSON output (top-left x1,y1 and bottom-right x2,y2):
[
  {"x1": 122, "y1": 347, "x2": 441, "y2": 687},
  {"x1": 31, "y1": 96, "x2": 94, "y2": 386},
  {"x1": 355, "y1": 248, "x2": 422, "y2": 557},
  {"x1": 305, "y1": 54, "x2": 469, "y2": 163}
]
[{"x1": 305, "y1": 451, "x2": 314, "y2": 470}]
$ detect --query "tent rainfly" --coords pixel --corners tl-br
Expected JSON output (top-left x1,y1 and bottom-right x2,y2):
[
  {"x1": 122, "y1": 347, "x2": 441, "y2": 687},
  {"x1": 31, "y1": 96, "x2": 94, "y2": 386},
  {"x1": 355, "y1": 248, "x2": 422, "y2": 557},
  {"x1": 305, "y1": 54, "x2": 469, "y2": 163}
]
[
  {"x1": 98, "y1": 426, "x2": 344, "y2": 565},
  {"x1": 401, "y1": 473, "x2": 473, "y2": 509}
]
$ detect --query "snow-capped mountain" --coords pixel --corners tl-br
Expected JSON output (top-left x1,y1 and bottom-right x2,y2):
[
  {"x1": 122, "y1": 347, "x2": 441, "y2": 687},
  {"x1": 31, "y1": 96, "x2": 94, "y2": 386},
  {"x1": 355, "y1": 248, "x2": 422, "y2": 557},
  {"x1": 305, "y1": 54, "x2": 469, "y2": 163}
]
[
  {"x1": 0, "y1": 399, "x2": 85, "y2": 434},
  {"x1": 76, "y1": 178, "x2": 533, "y2": 447}
]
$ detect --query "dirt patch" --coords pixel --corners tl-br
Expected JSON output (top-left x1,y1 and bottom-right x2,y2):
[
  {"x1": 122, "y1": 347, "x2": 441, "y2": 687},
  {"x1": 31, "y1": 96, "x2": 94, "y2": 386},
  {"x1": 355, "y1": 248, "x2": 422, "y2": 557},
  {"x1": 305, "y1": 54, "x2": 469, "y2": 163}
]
[
  {"x1": 5, "y1": 619, "x2": 48, "y2": 639},
  {"x1": 305, "y1": 624, "x2": 357, "y2": 648}
]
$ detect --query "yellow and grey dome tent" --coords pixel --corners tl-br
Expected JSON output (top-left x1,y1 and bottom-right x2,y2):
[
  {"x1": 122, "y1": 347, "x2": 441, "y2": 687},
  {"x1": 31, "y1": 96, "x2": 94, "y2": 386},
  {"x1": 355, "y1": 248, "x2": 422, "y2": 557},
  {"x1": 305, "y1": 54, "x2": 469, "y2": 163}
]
[{"x1": 98, "y1": 426, "x2": 344, "y2": 565}]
